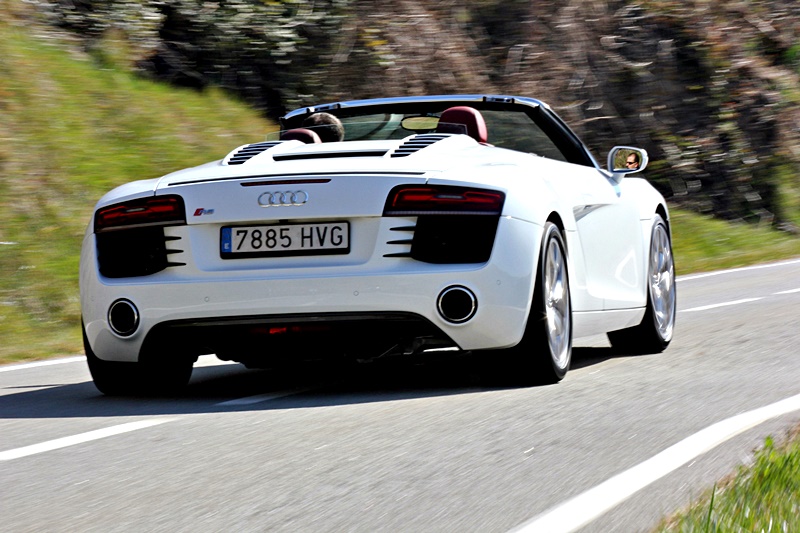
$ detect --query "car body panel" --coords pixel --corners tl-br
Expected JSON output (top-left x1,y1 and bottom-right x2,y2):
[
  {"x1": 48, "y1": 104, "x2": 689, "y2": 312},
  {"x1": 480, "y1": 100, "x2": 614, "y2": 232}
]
[
  {"x1": 80, "y1": 94, "x2": 671, "y2": 373},
  {"x1": 81, "y1": 215, "x2": 543, "y2": 362}
]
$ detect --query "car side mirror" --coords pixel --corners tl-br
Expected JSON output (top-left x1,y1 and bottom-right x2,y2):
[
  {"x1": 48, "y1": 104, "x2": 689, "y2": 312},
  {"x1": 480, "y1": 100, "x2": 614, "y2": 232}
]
[{"x1": 608, "y1": 146, "x2": 648, "y2": 180}]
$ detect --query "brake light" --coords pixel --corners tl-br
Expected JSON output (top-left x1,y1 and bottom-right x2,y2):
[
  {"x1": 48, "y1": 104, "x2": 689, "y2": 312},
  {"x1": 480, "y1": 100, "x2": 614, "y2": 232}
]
[
  {"x1": 94, "y1": 195, "x2": 186, "y2": 233},
  {"x1": 383, "y1": 185, "x2": 504, "y2": 215}
]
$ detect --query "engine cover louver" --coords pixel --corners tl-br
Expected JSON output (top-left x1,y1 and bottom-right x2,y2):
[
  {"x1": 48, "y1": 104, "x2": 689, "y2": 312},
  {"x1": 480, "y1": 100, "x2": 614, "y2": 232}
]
[
  {"x1": 226, "y1": 141, "x2": 283, "y2": 165},
  {"x1": 391, "y1": 134, "x2": 450, "y2": 158},
  {"x1": 272, "y1": 150, "x2": 388, "y2": 162}
]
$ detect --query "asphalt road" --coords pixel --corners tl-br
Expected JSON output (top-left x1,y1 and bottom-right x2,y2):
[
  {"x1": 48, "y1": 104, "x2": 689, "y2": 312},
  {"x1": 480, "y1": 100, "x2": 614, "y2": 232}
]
[{"x1": 2, "y1": 259, "x2": 800, "y2": 533}]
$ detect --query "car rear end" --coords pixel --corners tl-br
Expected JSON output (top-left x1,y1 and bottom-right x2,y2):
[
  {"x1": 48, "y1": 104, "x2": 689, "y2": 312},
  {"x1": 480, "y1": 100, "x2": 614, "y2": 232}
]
[{"x1": 80, "y1": 139, "x2": 542, "y2": 367}]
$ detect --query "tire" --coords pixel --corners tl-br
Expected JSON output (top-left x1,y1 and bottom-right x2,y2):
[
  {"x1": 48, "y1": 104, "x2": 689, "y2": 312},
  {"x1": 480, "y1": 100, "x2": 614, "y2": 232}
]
[
  {"x1": 607, "y1": 214, "x2": 676, "y2": 354},
  {"x1": 138, "y1": 347, "x2": 194, "y2": 396},
  {"x1": 83, "y1": 322, "x2": 140, "y2": 396},
  {"x1": 505, "y1": 222, "x2": 572, "y2": 384},
  {"x1": 83, "y1": 320, "x2": 193, "y2": 396}
]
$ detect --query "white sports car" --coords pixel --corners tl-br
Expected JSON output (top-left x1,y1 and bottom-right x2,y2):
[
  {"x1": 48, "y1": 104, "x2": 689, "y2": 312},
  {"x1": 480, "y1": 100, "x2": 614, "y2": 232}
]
[{"x1": 80, "y1": 94, "x2": 676, "y2": 394}]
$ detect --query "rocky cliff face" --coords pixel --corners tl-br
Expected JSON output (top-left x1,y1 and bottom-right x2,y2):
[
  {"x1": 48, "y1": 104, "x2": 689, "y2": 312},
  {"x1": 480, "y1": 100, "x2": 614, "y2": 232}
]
[{"x1": 30, "y1": 0, "x2": 800, "y2": 228}]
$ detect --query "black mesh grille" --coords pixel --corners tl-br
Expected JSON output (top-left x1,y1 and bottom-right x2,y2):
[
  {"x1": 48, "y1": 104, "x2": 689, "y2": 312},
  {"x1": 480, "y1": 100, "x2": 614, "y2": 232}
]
[
  {"x1": 411, "y1": 215, "x2": 498, "y2": 263},
  {"x1": 383, "y1": 215, "x2": 498, "y2": 263},
  {"x1": 97, "y1": 227, "x2": 184, "y2": 278}
]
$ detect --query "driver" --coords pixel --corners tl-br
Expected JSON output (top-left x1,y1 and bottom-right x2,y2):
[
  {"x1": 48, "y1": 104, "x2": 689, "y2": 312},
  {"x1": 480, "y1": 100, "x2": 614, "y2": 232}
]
[{"x1": 302, "y1": 112, "x2": 345, "y2": 143}]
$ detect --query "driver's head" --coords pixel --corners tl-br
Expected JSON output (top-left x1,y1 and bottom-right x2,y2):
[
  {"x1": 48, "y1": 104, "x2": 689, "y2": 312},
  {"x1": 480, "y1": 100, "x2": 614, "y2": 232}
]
[{"x1": 302, "y1": 113, "x2": 345, "y2": 143}]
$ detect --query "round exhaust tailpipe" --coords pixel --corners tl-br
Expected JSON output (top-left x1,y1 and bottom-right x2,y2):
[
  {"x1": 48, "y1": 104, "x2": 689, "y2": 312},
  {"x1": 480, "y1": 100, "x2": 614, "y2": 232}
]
[
  {"x1": 108, "y1": 299, "x2": 139, "y2": 337},
  {"x1": 437, "y1": 286, "x2": 477, "y2": 324}
]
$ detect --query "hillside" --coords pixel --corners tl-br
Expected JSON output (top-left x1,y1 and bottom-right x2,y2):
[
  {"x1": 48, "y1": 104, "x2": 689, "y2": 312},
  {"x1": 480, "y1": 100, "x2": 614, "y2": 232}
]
[
  {"x1": 23, "y1": 0, "x2": 800, "y2": 230},
  {"x1": 0, "y1": 16, "x2": 274, "y2": 361}
]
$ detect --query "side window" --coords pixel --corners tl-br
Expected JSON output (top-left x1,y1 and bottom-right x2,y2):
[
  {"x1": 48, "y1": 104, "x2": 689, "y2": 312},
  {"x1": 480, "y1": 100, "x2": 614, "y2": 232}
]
[{"x1": 481, "y1": 110, "x2": 568, "y2": 162}]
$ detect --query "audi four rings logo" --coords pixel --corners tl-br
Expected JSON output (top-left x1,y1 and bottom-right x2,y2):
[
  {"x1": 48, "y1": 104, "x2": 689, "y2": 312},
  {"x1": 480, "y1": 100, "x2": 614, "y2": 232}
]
[{"x1": 257, "y1": 190, "x2": 309, "y2": 207}]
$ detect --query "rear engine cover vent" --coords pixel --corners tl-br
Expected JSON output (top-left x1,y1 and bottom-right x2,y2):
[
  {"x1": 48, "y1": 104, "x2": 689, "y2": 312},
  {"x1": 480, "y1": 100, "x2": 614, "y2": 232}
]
[
  {"x1": 384, "y1": 215, "x2": 498, "y2": 263},
  {"x1": 391, "y1": 134, "x2": 451, "y2": 158},
  {"x1": 226, "y1": 141, "x2": 282, "y2": 165},
  {"x1": 272, "y1": 150, "x2": 388, "y2": 162},
  {"x1": 97, "y1": 228, "x2": 185, "y2": 278}
]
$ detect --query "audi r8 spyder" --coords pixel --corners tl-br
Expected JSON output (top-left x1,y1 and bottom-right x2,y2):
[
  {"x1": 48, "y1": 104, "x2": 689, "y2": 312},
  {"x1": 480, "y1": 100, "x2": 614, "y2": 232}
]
[{"x1": 79, "y1": 94, "x2": 676, "y2": 395}]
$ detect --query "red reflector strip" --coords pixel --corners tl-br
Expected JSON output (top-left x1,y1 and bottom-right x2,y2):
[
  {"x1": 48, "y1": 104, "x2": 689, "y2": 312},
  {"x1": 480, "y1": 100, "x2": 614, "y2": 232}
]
[
  {"x1": 268, "y1": 325, "x2": 328, "y2": 335},
  {"x1": 94, "y1": 195, "x2": 186, "y2": 233}
]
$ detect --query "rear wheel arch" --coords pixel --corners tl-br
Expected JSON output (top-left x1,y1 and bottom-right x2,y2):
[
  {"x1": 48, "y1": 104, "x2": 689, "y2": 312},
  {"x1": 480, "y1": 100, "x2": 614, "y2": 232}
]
[
  {"x1": 525, "y1": 212, "x2": 570, "y2": 318},
  {"x1": 546, "y1": 212, "x2": 566, "y2": 240},
  {"x1": 544, "y1": 211, "x2": 569, "y2": 262},
  {"x1": 655, "y1": 204, "x2": 670, "y2": 236},
  {"x1": 545, "y1": 211, "x2": 572, "y2": 280}
]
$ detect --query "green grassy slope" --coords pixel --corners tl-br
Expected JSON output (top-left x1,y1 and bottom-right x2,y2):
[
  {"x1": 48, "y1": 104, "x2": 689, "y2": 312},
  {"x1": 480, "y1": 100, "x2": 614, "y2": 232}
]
[
  {"x1": 0, "y1": 21, "x2": 798, "y2": 365},
  {"x1": 0, "y1": 22, "x2": 274, "y2": 363},
  {"x1": 670, "y1": 209, "x2": 800, "y2": 275},
  {"x1": 655, "y1": 428, "x2": 800, "y2": 532}
]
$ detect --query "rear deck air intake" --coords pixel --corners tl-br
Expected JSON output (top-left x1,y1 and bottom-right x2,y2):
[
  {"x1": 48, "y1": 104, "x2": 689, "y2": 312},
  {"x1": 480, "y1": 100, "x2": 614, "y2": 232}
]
[
  {"x1": 272, "y1": 150, "x2": 388, "y2": 162},
  {"x1": 391, "y1": 134, "x2": 451, "y2": 158},
  {"x1": 225, "y1": 141, "x2": 283, "y2": 165}
]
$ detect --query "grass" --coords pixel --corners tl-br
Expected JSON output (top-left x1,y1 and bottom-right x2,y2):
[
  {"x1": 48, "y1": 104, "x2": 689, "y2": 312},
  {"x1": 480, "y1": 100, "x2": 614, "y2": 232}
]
[
  {"x1": 669, "y1": 209, "x2": 800, "y2": 274},
  {"x1": 654, "y1": 426, "x2": 800, "y2": 532}
]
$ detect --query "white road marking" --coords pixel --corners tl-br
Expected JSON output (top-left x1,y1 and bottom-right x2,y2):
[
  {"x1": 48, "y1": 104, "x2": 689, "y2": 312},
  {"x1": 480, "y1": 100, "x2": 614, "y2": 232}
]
[
  {"x1": 216, "y1": 388, "x2": 311, "y2": 406},
  {"x1": 0, "y1": 356, "x2": 84, "y2": 373},
  {"x1": 0, "y1": 355, "x2": 237, "y2": 373},
  {"x1": 194, "y1": 354, "x2": 238, "y2": 368},
  {"x1": 775, "y1": 288, "x2": 800, "y2": 295},
  {"x1": 510, "y1": 392, "x2": 800, "y2": 533},
  {"x1": 682, "y1": 297, "x2": 763, "y2": 313},
  {"x1": 678, "y1": 258, "x2": 800, "y2": 282},
  {"x1": 0, "y1": 419, "x2": 174, "y2": 461}
]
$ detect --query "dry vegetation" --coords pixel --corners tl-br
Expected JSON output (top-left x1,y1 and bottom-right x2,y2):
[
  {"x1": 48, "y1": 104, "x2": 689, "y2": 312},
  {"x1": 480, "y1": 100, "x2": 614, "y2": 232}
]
[{"x1": 24, "y1": 0, "x2": 800, "y2": 229}]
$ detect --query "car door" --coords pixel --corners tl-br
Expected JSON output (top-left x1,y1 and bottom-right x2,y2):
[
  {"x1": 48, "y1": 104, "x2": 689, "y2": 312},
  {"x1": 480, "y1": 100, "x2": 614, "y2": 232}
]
[{"x1": 566, "y1": 167, "x2": 647, "y2": 312}]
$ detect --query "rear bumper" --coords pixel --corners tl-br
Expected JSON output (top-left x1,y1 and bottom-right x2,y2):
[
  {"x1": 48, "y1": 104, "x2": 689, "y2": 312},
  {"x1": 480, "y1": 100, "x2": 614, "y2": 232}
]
[{"x1": 80, "y1": 216, "x2": 543, "y2": 362}]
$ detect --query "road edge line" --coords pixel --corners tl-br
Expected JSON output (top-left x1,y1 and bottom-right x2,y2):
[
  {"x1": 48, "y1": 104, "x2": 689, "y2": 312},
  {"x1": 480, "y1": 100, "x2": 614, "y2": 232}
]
[
  {"x1": 0, "y1": 356, "x2": 84, "y2": 373},
  {"x1": 0, "y1": 419, "x2": 175, "y2": 461},
  {"x1": 678, "y1": 258, "x2": 800, "y2": 282},
  {"x1": 509, "y1": 392, "x2": 800, "y2": 533}
]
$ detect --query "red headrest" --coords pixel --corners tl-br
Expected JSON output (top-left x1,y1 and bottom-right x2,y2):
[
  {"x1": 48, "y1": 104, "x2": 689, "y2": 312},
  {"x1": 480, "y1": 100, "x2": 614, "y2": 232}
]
[
  {"x1": 436, "y1": 106, "x2": 488, "y2": 144},
  {"x1": 280, "y1": 128, "x2": 322, "y2": 144}
]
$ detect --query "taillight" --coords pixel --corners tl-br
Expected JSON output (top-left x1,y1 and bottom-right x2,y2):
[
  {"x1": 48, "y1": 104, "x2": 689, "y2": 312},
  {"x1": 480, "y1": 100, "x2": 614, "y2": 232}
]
[
  {"x1": 383, "y1": 185, "x2": 505, "y2": 215},
  {"x1": 94, "y1": 195, "x2": 186, "y2": 233}
]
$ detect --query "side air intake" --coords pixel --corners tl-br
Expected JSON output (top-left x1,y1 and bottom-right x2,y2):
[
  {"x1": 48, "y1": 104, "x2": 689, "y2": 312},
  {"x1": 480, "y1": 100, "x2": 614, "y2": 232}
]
[
  {"x1": 225, "y1": 141, "x2": 283, "y2": 165},
  {"x1": 391, "y1": 134, "x2": 451, "y2": 158}
]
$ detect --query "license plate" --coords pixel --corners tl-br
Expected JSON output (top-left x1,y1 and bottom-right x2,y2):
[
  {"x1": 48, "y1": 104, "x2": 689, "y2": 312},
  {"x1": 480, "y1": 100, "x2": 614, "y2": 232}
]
[{"x1": 221, "y1": 221, "x2": 350, "y2": 258}]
